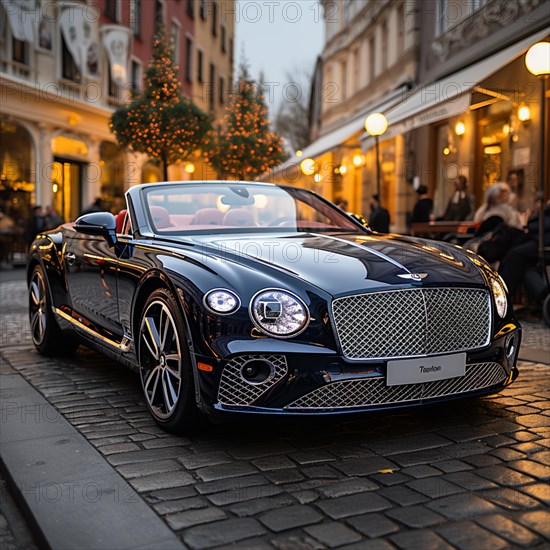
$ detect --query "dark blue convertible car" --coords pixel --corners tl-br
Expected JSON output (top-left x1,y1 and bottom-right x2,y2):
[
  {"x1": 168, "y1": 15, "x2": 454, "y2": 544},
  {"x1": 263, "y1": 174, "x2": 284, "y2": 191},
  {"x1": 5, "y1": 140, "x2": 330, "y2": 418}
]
[{"x1": 28, "y1": 181, "x2": 521, "y2": 431}]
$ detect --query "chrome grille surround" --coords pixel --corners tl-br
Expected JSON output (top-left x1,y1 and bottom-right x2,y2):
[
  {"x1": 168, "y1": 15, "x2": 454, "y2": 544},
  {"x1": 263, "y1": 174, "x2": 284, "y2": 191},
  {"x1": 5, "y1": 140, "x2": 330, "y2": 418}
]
[
  {"x1": 285, "y1": 362, "x2": 506, "y2": 410},
  {"x1": 332, "y1": 288, "x2": 491, "y2": 360},
  {"x1": 217, "y1": 355, "x2": 288, "y2": 406}
]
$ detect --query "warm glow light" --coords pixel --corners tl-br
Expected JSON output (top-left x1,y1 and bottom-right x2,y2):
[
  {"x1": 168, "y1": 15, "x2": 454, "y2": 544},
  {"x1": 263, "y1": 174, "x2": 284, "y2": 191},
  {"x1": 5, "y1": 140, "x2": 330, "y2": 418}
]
[
  {"x1": 300, "y1": 158, "x2": 316, "y2": 176},
  {"x1": 253, "y1": 194, "x2": 268, "y2": 208},
  {"x1": 339, "y1": 165, "x2": 347, "y2": 175},
  {"x1": 518, "y1": 104, "x2": 531, "y2": 122},
  {"x1": 443, "y1": 147, "x2": 450, "y2": 156},
  {"x1": 184, "y1": 162, "x2": 195, "y2": 174},
  {"x1": 296, "y1": 149, "x2": 303, "y2": 157},
  {"x1": 365, "y1": 112, "x2": 388, "y2": 136},
  {"x1": 484, "y1": 145, "x2": 502, "y2": 155},
  {"x1": 525, "y1": 42, "x2": 550, "y2": 76},
  {"x1": 52, "y1": 183, "x2": 58, "y2": 193},
  {"x1": 313, "y1": 173, "x2": 321, "y2": 183},
  {"x1": 352, "y1": 154, "x2": 364, "y2": 167},
  {"x1": 455, "y1": 121, "x2": 465, "y2": 136},
  {"x1": 503, "y1": 123, "x2": 510, "y2": 135}
]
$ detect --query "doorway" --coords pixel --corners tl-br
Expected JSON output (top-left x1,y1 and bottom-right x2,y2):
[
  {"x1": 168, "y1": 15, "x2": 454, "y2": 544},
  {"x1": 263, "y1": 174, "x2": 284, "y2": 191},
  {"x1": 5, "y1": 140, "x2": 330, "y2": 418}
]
[{"x1": 51, "y1": 159, "x2": 84, "y2": 222}]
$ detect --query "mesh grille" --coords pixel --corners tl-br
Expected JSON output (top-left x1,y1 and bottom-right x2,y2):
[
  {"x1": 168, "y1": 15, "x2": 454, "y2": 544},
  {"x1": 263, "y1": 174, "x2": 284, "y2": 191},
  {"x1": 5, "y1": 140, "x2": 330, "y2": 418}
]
[
  {"x1": 217, "y1": 355, "x2": 288, "y2": 406},
  {"x1": 332, "y1": 288, "x2": 491, "y2": 359},
  {"x1": 285, "y1": 362, "x2": 506, "y2": 410}
]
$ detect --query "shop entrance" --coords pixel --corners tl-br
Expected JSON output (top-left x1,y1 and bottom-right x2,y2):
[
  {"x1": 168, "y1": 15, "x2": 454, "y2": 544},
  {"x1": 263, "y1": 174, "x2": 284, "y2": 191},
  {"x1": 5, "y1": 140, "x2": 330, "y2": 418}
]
[{"x1": 51, "y1": 159, "x2": 84, "y2": 222}]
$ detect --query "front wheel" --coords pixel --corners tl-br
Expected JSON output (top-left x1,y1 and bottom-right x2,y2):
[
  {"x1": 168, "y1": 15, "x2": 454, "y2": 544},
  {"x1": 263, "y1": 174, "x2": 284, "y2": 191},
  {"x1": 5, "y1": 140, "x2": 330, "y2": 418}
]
[{"x1": 138, "y1": 288, "x2": 200, "y2": 432}]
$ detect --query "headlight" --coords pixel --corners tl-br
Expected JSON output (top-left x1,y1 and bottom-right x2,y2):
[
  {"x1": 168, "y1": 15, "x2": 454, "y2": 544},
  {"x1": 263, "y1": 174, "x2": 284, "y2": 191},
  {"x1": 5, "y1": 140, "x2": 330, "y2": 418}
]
[
  {"x1": 250, "y1": 289, "x2": 309, "y2": 337},
  {"x1": 204, "y1": 289, "x2": 240, "y2": 314},
  {"x1": 490, "y1": 276, "x2": 508, "y2": 318}
]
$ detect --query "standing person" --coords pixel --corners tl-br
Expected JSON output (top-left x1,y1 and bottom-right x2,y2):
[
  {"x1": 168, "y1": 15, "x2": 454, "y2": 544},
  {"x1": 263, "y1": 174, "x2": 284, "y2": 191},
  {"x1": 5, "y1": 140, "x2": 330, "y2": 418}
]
[
  {"x1": 507, "y1": 168, "x2": 529, "y2": 213},
  {"x1": 43, "y1": 205, "x2": 63, "y2": 230},
  {"x1": 26, "y1": 206, "x2": 45, "y2": 246},
  {"x1": 442, "y1": 175, "x2": 474, "y2": 221},
  {"x1": 81, "y1": 197, "x2": 104, "y2": 216},
  {"x1": 368, "y1": 194, "x2": 390, "y2": 233},
  {"x1": 411, "y1": 185, "x2": 433, "y2": 224}
]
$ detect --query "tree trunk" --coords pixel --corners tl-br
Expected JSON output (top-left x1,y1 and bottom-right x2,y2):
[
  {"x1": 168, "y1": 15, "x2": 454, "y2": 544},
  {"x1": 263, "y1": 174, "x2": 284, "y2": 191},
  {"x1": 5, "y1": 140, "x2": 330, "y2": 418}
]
[{"x1": 162, "y1": 152, "x2": 168, "y2": 181}]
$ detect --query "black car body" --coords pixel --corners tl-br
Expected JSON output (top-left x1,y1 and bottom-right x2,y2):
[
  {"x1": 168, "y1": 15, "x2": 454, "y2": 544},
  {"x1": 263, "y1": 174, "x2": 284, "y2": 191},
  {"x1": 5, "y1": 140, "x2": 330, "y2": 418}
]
[{"x1": 28, "y1": 181, "x2": 521, "y2": 431}]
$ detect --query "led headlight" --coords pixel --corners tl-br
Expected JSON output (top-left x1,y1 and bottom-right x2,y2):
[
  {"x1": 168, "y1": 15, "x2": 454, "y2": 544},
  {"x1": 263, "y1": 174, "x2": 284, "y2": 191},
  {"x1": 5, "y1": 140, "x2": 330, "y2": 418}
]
[
  {"x1": 490, "y1": 276, "x2": 508, "y2": 318},
  {"x1": 204, "y1": 289, "x2": 240, "y2": 315},
  {"x1": 250, "y1": 289, "x2": 309, "y2": 337}
]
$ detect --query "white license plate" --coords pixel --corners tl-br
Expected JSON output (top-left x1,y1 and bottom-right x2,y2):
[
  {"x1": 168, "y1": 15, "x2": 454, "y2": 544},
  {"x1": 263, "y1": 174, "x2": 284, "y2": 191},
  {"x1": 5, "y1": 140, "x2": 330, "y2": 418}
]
[{"x1": 387, "y1": 353, "x2": 466, "y2": 386}]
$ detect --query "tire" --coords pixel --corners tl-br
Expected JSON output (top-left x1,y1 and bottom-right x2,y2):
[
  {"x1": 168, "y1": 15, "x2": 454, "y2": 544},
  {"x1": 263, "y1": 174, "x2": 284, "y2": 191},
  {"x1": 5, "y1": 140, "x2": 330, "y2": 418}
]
[
  {"x1": 29, "y1": 265, "x2": 78, "y2": 356},
  {"x1": 138, "y1": 288, "x2": 200, "y2": 432}
]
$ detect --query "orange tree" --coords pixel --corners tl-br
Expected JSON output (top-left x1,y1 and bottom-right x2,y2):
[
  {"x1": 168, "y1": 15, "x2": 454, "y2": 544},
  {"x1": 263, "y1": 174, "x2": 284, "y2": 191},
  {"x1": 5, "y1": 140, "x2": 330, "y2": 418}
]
[
  {"x1": 204, "y1": 64, "x2": 287, "y2": 180},
  {"x1": 110, "y1": 28, "x2": 210, "y2": 181}
]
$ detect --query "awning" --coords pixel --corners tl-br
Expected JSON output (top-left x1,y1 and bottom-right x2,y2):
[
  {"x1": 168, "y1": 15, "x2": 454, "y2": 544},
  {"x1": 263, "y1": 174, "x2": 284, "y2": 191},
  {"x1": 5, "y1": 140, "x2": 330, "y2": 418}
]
[
  {"x1": 102, "y1": 25, "x2": 132, "y2": 84},
  {"x1": 273, "y1": 84, "x2": 410, "y2": 175},
  {"x1": 1, "y1": 0, "x2": 36, "y2": 42},
  {"x1": 381, "y1": 29, "x2": 550, "y2": 134}
]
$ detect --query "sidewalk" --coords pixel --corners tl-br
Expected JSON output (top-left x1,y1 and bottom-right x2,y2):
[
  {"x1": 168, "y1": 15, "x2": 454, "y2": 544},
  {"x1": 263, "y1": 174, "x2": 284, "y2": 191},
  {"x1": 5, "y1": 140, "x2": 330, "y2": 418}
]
[{"x1": 1, "y1": 271, "x2": 549, "y2": 549}]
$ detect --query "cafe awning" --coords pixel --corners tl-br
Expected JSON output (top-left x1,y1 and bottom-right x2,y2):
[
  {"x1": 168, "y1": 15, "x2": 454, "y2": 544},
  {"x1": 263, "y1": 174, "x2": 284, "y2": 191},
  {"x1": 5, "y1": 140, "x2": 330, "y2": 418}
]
[{"x1": 368, "y1": 29, "x2": 549, "y2": 140}]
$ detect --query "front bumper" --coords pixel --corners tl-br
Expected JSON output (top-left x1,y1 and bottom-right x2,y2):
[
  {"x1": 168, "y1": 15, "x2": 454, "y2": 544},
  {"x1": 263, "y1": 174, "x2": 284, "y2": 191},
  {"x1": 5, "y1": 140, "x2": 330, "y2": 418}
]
[{"x1": 195, "y1": 329, "x2": 521, "y2": 416}]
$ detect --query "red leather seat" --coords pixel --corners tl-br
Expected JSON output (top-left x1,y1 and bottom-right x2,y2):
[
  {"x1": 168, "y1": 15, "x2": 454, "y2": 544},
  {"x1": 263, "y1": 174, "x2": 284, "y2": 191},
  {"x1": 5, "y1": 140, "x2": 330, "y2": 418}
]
[{"x1": 115, "y1": 209, "x2": 127, "y2": 234}]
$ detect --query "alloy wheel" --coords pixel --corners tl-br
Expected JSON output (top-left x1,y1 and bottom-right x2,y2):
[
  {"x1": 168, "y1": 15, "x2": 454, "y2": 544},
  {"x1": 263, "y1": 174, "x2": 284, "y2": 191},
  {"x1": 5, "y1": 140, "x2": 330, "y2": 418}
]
[
  {"x1": 29, "y1": 270, "x2": 48, "y2": 346},
  {"x1": 139, "y1": 299, "x2": 182, "y2": 419}
]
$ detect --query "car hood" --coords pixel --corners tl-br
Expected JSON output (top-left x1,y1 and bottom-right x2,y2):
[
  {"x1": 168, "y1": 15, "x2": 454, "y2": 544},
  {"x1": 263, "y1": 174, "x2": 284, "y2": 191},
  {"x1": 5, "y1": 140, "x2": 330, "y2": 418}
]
[{"x1": 175, "y1": 232, "x2": 485, "y2": 296}]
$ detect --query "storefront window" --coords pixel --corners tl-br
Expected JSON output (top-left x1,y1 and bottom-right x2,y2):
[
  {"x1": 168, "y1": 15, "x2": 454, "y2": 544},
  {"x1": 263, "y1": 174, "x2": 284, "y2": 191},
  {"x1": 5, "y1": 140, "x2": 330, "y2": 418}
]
[
  {"x1": 0, "y1": 119, "x2": 35, "y2": 234},
  {"x1": 99, "y1": 142, "x2": 125, "y2": 213}
]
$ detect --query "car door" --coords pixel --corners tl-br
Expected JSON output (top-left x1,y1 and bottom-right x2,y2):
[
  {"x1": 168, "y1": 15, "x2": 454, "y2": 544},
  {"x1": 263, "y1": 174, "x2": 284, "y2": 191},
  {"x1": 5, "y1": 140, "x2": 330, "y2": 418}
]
[{"x1": 63, "y1": 224, "x2": 123, "y2": 339}]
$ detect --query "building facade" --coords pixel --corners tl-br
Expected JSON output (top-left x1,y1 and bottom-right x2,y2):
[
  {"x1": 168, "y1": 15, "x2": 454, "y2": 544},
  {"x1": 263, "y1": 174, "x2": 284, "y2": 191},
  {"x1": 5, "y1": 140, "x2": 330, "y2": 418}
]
[
  {"x1": 272, "y1": 0, "x2": 419, "y2": 232},
  {"x1": 273, "y1": 0, "x2": 549, "y2": 232},
  {"x1": 0, "y1": 0, "x2": 235, "y2": 229}
]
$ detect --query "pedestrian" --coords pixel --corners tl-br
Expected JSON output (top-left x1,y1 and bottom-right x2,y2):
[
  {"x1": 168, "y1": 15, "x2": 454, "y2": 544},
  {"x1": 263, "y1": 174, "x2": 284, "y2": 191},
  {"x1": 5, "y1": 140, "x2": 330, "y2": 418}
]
[
  {"x1": 81, "y1": 197, "x2": 104, "y2": 216},
  {"x1": 43, "y1": 205, "x2": 63, "y2": 230},
  {"x1": 368, "y1": 194, "x2": 390, "y2": 233},
  {"x1": 411, "y1": 185, "x2": 433, "y2": 224},
  {"x1": 442, "y1": 175, "x2": 474, "y2": 221},
  {"x1": 26, "y1": 206, "x2": 45, "y2": 246},
  {"x1": 507, "y1": 168, "x2": 529, "y2": 213}
]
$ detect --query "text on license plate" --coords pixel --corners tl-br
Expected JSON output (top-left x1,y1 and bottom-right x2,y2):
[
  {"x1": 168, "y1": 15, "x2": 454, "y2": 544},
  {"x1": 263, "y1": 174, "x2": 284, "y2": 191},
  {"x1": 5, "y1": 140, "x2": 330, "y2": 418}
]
[{"x1": 386, "y1": 353, "x2": 466, "y2": 386}]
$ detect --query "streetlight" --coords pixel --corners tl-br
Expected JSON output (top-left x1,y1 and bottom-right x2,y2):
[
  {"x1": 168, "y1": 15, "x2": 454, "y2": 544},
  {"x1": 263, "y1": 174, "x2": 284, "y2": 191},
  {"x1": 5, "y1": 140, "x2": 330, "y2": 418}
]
[
  {"x1": 525, "y1": 41, "x2": 549, "y2": 267},
  {"x1": 365, "y1": 112, "x2": 388, "y2": 199}
]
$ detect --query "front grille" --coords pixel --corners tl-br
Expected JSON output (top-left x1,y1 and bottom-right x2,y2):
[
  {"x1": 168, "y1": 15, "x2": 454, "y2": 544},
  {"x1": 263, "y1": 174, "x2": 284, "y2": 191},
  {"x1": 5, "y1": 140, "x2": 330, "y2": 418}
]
[
  {"x1": 285, "y1": 362, "x2": 506, "y2": 410},
  {"x1": 217, "y1": 355, "x2": 288, "y2": 406},
  {"x1": 332, "y1": 288, "x2": 491, "y2": 359}
]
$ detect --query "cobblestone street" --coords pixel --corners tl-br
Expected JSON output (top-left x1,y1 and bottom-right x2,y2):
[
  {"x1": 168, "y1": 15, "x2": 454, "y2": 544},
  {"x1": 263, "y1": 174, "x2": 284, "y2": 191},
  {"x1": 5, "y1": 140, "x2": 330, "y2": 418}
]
[{"x1": 1, "y1": 273, "x2": 549, "y2": 549}]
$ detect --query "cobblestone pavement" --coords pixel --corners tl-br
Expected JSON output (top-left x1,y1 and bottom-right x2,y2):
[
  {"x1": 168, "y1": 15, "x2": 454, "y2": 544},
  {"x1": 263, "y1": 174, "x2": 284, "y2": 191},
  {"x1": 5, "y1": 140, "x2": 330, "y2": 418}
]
[
  {"x1": 1, "y1": 342, "x2": 549, "y2": 550},
  {"x1": 1, "y1": 275, "x2": 549, "y2": 549}
]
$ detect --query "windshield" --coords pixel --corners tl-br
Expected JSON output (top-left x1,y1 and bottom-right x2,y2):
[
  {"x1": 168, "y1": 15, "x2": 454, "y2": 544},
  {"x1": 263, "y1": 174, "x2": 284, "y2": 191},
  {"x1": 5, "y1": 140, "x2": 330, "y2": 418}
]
[{"x1": 142, "y1": 183, "x2": 363, "y2": 235}]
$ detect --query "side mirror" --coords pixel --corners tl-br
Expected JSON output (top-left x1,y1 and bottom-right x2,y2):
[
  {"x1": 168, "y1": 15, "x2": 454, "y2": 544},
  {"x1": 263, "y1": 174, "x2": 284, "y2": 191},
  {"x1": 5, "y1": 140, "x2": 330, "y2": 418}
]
[{"x1": 75, "y1": 212, "x2": 117, "y2": 247}]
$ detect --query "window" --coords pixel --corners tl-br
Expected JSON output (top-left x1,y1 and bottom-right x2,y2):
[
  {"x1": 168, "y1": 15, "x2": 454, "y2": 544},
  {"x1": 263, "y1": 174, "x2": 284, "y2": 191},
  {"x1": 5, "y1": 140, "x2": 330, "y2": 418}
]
[
  {"x1": 61, "y1": 35, "x2": 80, "y2": 82},
  {"x1": 209, "y1": 63, "x2": 215, "y2": 111},
  {"x1": 172, "y1": 21, "x2": 180, "y2": 64},
  {"x1": 211, "y1": 1, "x2": 218, "y2": 36},
  {"x1": 187, "y1": 0, "x2": 194, "y2": 18},
  {"x1": 381, "y1": 19, "x2": 388, "y2": 70},
  {"x1": 219, "y1": 76, "x2": 225, "y2": 104},
  {"x1": 369, "y1": 36, "x2": 375, "y2": 82},
  {"x1": 229, "y1": 37, "x2": 234, "y2": 64},
  {"x1": 155, "y1": 0, "x2": 164, "y2": 25},
  {"x1": 108, "y1": 62, "x2": 118, "y2": 99},
  {"x1": 340, "y1": 60, "x2": 347, "y2": 101},
  {"x1": 397, "y1": 4, "x2": 405, "y2": 54},
  {"x1": 221, "y1": 24, "x2": 226, "y2": 53},
  {"x1": 200, "y1": 0, "x2": 207, "y2": 20},
  {"x1": 197, "y1": 49, "x2": 203, "y2": 82},
  {"x1": 185, "y1": 37, "x2": 193, "y2": 82},
  {"x1": 105, "y1": 0, "x2": 118, "y2": 21},
  {"x1": 12, "y1": 38, "x2": 27, "y2": 64},
  {"x1": 352, "y1": 48, "x2": 359, "y2": 93},
  {"x1": 131, "y1": 60, "x2": 142, "y2": 93},
  {"x1": 130, "y1": 0, "x2": 141, "y2": 37}
]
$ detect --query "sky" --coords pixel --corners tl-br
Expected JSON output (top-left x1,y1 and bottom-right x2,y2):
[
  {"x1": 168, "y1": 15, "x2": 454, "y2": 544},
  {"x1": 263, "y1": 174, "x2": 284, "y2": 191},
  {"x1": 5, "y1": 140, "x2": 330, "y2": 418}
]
[{"x1": 234, "y1": 0, "x2": 324, "y2": 116}]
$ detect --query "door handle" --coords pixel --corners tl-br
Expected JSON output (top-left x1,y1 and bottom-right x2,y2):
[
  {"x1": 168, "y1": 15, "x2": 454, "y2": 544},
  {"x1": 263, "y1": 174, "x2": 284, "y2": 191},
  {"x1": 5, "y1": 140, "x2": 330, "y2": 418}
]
[{"x1": 66, "y1": 252, "x2": 76, "y2": 265}]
